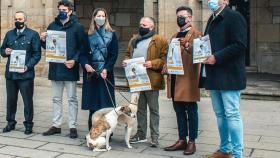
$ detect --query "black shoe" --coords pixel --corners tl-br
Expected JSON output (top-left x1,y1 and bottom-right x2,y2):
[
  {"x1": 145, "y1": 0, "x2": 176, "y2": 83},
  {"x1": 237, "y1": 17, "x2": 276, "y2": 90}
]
[
  {"x1": 70, "y1": 128, "x2": 78, "y2": 139},
  {"x1": 24, "y1": 128, "x2": 33, "y2": 135},
  {"x1": 3, "y1": 125, "x2": 15, "y2": 133},
  {"x1": 42, "y1": 126, "x2": 61, "y2": 136}
]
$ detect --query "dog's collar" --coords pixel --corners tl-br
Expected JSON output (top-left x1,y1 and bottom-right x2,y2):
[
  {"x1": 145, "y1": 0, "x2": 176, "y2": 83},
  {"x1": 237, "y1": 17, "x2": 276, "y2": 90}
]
[{"x1": 130, "y1": 103, "x2": 138, "y2": 106}]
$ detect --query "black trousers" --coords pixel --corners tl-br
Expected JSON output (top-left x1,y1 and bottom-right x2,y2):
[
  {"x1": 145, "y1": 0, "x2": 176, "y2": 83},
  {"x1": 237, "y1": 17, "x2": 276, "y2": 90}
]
[
  {"x1": 6, "y1": 79, "x2": 34, "y2": 129},
  {"x1": 88, "y1": 110, "x2": 95, "y2": 130},
  {"x1": 173, "y1": 101, "x2": 198, "y2": 140}
]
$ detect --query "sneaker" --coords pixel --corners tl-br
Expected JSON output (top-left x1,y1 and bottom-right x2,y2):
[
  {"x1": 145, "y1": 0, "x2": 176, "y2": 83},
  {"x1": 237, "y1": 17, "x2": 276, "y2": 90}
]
[
  {"x1": 130, "y1": 133, "x2": 147, "y2": 144},
  {"x1": 69, "y1": 128, "x2": 78, "y2": 139},
  {"x1": 150, "y1": 139, "x2": 159, "y2": 148},
  {"x1": 42, "y1": 126, "x2": 61, "y2": 136}
]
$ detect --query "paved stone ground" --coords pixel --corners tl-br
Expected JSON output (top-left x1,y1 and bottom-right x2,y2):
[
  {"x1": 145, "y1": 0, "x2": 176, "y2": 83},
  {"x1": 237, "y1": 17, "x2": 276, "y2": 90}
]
[{"x1": 0, "y1": 77, "x2": 279, "y2": 158}]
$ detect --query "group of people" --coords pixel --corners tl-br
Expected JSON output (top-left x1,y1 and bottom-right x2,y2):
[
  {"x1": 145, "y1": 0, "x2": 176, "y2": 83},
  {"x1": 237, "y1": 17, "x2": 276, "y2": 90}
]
[{"x1": 0, "y1": 0, "x2": 247, "y2": 158}]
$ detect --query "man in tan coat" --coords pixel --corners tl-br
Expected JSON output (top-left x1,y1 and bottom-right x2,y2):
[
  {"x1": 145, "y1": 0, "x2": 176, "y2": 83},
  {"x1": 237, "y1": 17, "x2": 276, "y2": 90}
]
[
  {"x1": 123, "y1": 16, "x2": 168, "y2": 147},
  {"x1": 163, "y1": 6, "x2": 201, "y2": 155}
]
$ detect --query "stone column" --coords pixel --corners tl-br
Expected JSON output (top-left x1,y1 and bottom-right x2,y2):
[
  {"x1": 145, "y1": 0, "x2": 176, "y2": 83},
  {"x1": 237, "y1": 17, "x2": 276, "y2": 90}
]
[
  {"x1": 254, "y1": 0, "x2": 280, "y2": 74},
  {"x1": 250, "y1": 0, "x2": 257, "y2": 67}
]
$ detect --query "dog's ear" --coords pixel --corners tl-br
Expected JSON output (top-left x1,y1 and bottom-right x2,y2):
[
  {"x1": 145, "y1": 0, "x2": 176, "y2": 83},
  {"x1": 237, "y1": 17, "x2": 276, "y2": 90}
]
[{"x1": 120, "y1": 106, "x2": 125, "y2": 111}]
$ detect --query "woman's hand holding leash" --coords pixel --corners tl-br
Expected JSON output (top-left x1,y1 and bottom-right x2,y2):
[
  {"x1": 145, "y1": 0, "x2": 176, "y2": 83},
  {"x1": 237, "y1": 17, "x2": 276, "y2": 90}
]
[{"x1": 85, "y1": 64, "x2": 95, "y2": 73}]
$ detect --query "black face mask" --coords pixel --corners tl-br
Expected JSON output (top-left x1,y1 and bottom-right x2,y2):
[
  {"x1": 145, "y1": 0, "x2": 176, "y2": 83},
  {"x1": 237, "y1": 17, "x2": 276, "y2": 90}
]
[
  {"x1": 139, "y1": 27, "x2": 150, "y2": 36},
  {"x1": 15, "y1": 21, "x2": 25, "y2": 30},
  {"x1": 177, "y1": 17, "x2": 186, "y2": 27}
]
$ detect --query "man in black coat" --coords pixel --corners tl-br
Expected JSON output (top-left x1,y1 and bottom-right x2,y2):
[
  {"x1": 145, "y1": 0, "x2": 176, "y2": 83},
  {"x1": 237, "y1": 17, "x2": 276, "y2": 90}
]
[
  {"x1": 40, "y1": 0, "x2": 87, "y2": 139},
  {"x1": 0, "y1": 11, "x2": 41, "y2": 135},
  {"x1": 201, "y1": 0, "x2": 247, "y2": 158}
]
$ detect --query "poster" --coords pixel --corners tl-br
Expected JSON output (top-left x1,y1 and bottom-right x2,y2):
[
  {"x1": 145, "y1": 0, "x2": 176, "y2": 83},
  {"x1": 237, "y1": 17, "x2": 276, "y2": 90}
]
[
  {"x1": 9, "y1": 50, "x2": 26, "y2": 72},
  {"x1": 167, "y1": 38, "x2": 184, "y2": 75},
  {"x1": 193, "y1": 35, "x2": 212, "y2": 64},
  {"x1": 46, "y1": 30, "x2": 67, "y2": 63},
  {"x1": 124, "y1": 57, "x2": 152, "y2": 92}
]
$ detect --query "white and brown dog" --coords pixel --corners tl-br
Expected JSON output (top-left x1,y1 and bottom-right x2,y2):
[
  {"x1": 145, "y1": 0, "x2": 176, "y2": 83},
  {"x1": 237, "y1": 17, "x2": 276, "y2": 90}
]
[
  {"x1": 91, "y1": 93, "x2": 139, "y2": 149},
  {"x1": 86, "y1": 105, "x2": 135, "y2": 152}
]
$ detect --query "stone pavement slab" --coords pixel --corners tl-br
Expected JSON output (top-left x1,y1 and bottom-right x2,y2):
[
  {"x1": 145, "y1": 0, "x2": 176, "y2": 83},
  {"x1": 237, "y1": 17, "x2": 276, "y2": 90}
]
[
  {"x1": 259, "y1": 136, "x2": 280, "y2": 144},
  {"x1": 38, "y1": 143, "x2": 99, "y2": 157},
  {"x1": 0, "y1": 146, "x2": 60, "y2": 158},
  {"x1": 98, "y1": 150, "x2": 170, "y2": 158},
  {"x1": 56, "y1": 154, "x2": 95, "y2": 158},
  {"x1": 0, "y1": 131, "x2": 36, "y2": 139},
  {"x1": 0, "y1": 154, "x2": 15, "y2": 158},
  {"x1": 252, "y1": 149, "x2": 280, "y2": 157},
  {"x1": 0, "y1": 136, "x2": 47, "y2": 148},
  {"x1": 27, "y1": 134, "x2": 84, "y2": 146}
]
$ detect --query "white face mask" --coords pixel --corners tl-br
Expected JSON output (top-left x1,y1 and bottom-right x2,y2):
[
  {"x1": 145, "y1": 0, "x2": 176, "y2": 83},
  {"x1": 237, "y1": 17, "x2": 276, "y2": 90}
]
[{"x1": 95, "y1": 17, "x2": 106, "y2": 26}]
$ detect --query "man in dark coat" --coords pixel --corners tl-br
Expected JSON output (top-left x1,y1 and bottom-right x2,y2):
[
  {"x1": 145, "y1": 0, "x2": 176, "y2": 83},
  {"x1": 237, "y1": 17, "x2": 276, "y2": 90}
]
[
  {"x1": 201, "y1": 0, "x2": 247, "y2": 158},
  {"x1": 0, "y1": 11, "x2": 41, "y2": 135},
  {"x1": 40, "y1": 0, "x2": 87, "y2": 139}
]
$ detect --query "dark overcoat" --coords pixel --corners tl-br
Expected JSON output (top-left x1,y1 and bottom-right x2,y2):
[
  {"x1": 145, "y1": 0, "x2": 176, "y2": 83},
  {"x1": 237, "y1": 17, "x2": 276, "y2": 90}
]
[
  {"x1": 79, "y1": 31, "x2": 118, "y2": 111},
  {"x1": 1, "y1": 27, "x2": 41, "y2": 80},
  {"x1": 42, "y1": 15, "x2": 86, "y2": 81},
  {"x1": 200, "y1": 6, "x2": 248, "y2": 90}
]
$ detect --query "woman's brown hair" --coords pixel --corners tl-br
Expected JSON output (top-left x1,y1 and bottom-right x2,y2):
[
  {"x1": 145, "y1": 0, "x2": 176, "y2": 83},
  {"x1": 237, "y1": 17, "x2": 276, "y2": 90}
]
[{"x1": 88, "y1": 8, "x2": 113, "y2": 35}]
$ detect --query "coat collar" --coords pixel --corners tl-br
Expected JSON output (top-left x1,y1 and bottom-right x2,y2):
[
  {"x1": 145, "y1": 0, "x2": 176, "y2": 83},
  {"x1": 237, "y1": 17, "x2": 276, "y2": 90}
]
[
  {"x1": 212, "y1": 6, "x2": 231, "y2": 21},
  {"x1": 172, "y1": 27, "x2": 195, "y2": 41},
  {"x1": 149, "y1": 35, "x2": 157, "y2": 44},
  {"x1": 13, "y1": 27, "x2": 29, "y2": 36},
  {"x1": 184, "y1": 27, "x2": 195, "y2": 41},
  {"x1": 204, "y1": 6, "x2": 231, "y2": 35}
]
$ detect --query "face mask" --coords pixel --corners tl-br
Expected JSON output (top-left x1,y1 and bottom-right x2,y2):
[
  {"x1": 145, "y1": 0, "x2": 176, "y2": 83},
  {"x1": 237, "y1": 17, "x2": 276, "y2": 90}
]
[
  {"x1": 58, "y1": 11, "x2": 68, "y2": 20},
  {"x1": 95, "y1": 17, "x2": 106, "y2": 26},
  {"x1": 15, "y1": 21, "x2": 25, "y2": 29},
  {"x1": 139, "y1": 27, "x2": 150, "y2": 36},
  {"x1": 208, "y1": 0, "x2": 220, "y2": 11},
  {"x1": 177, "y1": 17, "x2": 187, "y2": 27}
]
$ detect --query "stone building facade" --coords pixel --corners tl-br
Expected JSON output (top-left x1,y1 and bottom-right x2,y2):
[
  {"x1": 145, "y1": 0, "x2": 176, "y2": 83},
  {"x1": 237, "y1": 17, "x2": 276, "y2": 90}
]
[{"x1": 0, "y1": 0, "x2": 280, "y2": 74}]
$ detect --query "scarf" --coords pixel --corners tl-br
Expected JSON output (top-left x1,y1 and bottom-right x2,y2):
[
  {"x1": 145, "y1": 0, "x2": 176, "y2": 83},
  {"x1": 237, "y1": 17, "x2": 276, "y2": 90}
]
[{"x1": 132, "y1": 29, "x2": 155, "y2": 49}]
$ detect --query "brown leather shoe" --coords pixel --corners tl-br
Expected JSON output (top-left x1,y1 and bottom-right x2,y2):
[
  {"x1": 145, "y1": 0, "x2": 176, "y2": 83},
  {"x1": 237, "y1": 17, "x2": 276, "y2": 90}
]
[
  {"x1": 69, "y1": 128, "x2": 78, "y2": 139},
  {"x1": 164, "y1": 140, "x2": 187, "y2": 151},
  {"x1": 207, "y1": 150, "x2": 232, "y2": 158},
  {"x1": 42, "y1": 126, "x2": 61, "y2": 136},
  {"x1": 183, "y1": 140, "x2": 196, "y2": 155}
]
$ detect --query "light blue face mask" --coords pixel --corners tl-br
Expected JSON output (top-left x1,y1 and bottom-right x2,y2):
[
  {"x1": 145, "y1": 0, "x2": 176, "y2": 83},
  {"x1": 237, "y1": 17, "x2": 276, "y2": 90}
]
[{"x1": 208, "y1": 0, "x2": 220, "y2": 11}]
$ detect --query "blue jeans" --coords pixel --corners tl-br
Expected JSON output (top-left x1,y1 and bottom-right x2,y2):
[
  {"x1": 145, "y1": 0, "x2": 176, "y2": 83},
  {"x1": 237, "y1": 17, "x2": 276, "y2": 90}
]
[{"x1": 210, "y1": 90, "x2": 243, "y2": 158}]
